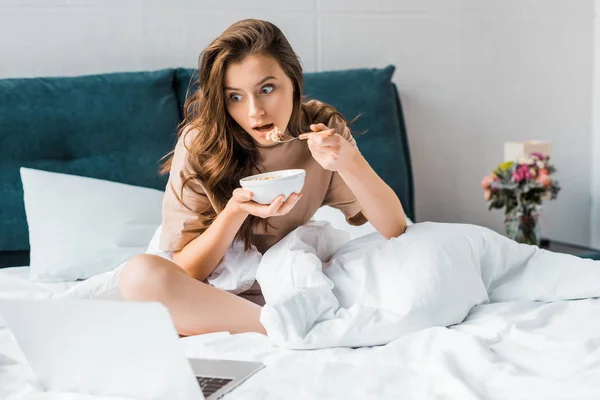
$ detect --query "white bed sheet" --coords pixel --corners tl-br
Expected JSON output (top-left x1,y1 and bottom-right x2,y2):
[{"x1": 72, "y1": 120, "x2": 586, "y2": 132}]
[
  {"x1": 2, "y1": 298, "x2": 600, "y2": 399},
  {"x1": 1, "y1": 265, "x2": 600, "y2": 399},
  {"x1": 0, "y1": 267, "x2": 80, "y2": 299},
  {"x1": 179, "y1": 299, "x2": 600, "y2": 400}
]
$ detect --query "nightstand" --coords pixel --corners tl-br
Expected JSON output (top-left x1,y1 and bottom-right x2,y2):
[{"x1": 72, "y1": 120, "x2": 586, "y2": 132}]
[{"x1": 540, "y1": 239, "x2": 600, "y2": 260}]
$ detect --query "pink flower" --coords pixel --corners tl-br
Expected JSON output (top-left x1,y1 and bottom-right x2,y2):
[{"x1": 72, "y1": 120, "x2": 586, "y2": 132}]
[
  {"x1": 512, "y1": 164, "x2": 534, "y2": 182},
  {"x1": 481, "y1": 174, "x2": 496, "y2": 189},
  {"x1": 484, "y1": 189, "x2": 492, "y2": 200},
  {"x1": 530, "y1": 152, "x2": 544, "y2": 160}
]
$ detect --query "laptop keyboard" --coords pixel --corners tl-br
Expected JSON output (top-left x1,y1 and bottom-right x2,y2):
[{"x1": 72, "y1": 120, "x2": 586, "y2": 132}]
[{"x1": 196, "y1": 376, "x2": 233, "y2": 397}]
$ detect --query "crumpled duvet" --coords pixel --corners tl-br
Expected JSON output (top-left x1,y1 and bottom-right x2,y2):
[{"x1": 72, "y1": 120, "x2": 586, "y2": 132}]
[
  {"x1": 38, "y1": 220, "x2": 600, "y2": 350},
  {"x1": 256, "y1": 221, "x2": 600, "y2": 349}
]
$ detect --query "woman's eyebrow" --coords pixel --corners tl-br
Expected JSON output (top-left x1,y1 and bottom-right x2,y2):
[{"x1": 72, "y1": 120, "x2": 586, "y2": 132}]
[{"x1": 224, "y1": 76, "x2": 277, "y2": 91}]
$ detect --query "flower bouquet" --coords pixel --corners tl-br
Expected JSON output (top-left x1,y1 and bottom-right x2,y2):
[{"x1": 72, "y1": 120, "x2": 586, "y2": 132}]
[{"x1": 481, "y1": 152, "x2": 560, "y2": 245}]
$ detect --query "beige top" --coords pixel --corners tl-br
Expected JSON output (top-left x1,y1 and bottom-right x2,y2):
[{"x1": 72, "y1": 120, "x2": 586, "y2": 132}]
[{"x1": 160, "y1": 102, "x2": 366, "y2": 253}]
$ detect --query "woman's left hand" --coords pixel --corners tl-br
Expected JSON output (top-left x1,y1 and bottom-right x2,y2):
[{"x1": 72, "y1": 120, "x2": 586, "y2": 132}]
[{"x1": 306, "y1": 123, "x2": 359, "y2": 172}]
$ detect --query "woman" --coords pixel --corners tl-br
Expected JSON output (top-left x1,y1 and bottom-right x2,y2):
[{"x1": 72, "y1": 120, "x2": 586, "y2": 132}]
[{"x1": 119, "y1": 19, "x2": 407, "y2": 336}]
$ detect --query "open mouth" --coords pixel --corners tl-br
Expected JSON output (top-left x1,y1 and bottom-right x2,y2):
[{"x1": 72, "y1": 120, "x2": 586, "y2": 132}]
[{"x1": 253, "y1": 123, "x2": 274, "y2": 133}]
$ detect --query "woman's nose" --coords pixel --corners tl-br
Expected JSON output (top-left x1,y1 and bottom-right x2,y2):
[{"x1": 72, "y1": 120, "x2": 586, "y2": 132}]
[{"x1": 247, "y1": 97, "x2": 265, "y2": 118}]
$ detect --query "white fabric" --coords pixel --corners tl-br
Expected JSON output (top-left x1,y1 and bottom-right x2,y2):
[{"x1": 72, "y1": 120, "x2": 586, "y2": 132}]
[
  {"x1": 2, "y1": 220, "x2": 600, "y2": 399},
  {"x1": 187, "y1": 300, "x2": 600, "y2": 400},
  {"x1": 20, "y1": 168, "x2": 163, "y2": 282},
  {"x1": 0, "y1": 267, "x2": 79, "y2": 300},
  {"x1": 35, "y1": 222, "x2": 258, "y2": 303},
  {"x1": 257, "y1": 221, "x2": 600, "y2": 349},
  {"x1": 3, "y1": 299, "x2": 600, "y2": 399},
  {"x1": 55, "y1": 266, "x2": 125, "y2": 301},
  {"x1": 312, "y1": 205, "x2": 385, "y2": 240},
  {"x1": 0, "y1": 266, "x2": 123, "y2": 328},
  {"x1": 0, "y1": 205, "x2": 384, "y2": 303},
  {"x1": 142, "y1": 206, "x2": 410, "y2": 294}
]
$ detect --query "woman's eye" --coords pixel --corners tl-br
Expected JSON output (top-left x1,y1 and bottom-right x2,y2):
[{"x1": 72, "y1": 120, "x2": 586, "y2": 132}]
[
  {"x1": 229, "y1": 93, "x2": 242, "y2": 102},
  {"x1": 261, "y1": 85, "x2": 274, "y2": 95}
]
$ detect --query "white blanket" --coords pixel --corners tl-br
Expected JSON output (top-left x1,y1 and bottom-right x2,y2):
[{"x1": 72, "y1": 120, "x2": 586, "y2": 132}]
[
  {"x1": 2, "y1": 221, "x2": 600, "y2": 399},
  {"x1": 3, "y1": 298, "x2": 600, "y2": 400},
  {"x1": 257, "y1": 222, "x2": 600, "y2": 349},
  {"x1": 6, "y1": 220, "x2": 598, "y2": 352}
]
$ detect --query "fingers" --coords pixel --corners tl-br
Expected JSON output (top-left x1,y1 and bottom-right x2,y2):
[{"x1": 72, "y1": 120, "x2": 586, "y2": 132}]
[
  {"x1": 268, "y1": 193, "x2": 302, "y2": 216},
  {"x1": 308, "y1": 130, "x2": 335, "y2": 144},
  {"x1": 274, "y1": 193, "x2": 303, "y2": 215},
  {"x1": 308, "y1": 132, "x2": 341, "y2": 149},
  {"x1": 241, "y1": 193, "x2": 302, "y2": 218},
  {"x1": 238, "y1": 197, "x2": 279, "y2": 218},
  {"x1": 308, "y1": 123, "x2": 335, "y2": 139},
  {"x1": 266, "y1": 195, "x2": 287, "y2": 215},
  {"x1": 234, "y1": 189, "x2": 302, "y2": 218},
  {"x1": 303, "y1": 124, "x2": 336, "y2": 146},
  {"x1": 232, "y1": 188, "x2": 253, "y2": 203},
  {"x1": 310, "y1": 123, "x2": 329, "y2": 132}
]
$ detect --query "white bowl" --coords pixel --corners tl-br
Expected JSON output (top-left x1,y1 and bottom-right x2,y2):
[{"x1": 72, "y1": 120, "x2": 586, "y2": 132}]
[{"x1": 239, "y1": 169, "x2": 306, "y2": 205}]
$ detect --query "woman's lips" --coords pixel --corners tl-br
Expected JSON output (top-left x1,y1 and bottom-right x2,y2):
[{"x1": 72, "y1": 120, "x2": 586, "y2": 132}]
[{"x1": 254, "y1": 123, "x2": 274, "y2": 133}]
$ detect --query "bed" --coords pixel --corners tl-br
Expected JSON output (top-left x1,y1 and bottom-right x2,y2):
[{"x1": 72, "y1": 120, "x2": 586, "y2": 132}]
[
  {"x1": 2, "y1": 265, "x2": 600, "y2": 399},
  {"x1": 2, "y1": 66, "x2": 600, "y2": 399}
]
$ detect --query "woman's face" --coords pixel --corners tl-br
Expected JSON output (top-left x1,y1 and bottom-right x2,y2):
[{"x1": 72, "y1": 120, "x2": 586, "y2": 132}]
[{"x1": 224, "y1": 53, "x2": 294, "y2": 147}]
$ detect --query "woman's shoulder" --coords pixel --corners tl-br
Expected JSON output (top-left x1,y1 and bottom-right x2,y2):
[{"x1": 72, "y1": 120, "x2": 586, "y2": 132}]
[
  {"x1": 302, "y1": 100, "x2": 349, "y2": 136},
  {"x1": 303, "y1": 99, "x2": 334, "y2": 122},
  {"x1": 178, "y1": 124, "x2": 201, "y2": 149},
  {"x1": 170, "y1": 124, "x2": 202, "y2": 175}
]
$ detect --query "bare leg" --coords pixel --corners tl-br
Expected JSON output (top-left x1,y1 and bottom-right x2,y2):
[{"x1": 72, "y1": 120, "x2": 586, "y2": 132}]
[{"x1": 118, "y1": 254, "x2": 266, "y2": 336}]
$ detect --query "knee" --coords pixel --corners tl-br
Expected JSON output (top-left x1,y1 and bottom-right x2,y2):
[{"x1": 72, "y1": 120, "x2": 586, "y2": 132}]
[{"x1": 118, "y1": 254, "x2": 176, "y2": 302}]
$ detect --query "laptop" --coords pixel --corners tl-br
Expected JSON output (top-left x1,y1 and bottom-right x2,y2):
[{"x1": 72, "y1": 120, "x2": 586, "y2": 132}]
[{"x1": 0, "y1": 299, "x2": 264, "y2": 400}]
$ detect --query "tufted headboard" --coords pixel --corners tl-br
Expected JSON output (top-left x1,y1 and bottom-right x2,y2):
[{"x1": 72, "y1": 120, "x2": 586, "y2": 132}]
[{"x1": 0, "y1": 66, "x2": 414, "y2": 268}]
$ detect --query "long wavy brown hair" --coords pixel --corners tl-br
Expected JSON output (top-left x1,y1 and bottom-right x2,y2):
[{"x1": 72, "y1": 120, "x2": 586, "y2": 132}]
[{"x1": 162, "y1": 19, "x2": 350, "y2": 250}]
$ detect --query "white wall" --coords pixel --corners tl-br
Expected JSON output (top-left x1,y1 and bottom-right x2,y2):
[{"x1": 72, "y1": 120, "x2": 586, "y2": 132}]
[
  {"x1": 0, "y1": 0, "x2": 596, "y2": 245},
  {"x1": 593, "y1": 0, "x2": 600, "y2": 249}
]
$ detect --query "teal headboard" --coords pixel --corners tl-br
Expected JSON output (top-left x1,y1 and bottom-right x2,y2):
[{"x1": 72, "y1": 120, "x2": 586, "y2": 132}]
[{"x1": 0, "y1": 66, "x2": 413, "y2": 267}]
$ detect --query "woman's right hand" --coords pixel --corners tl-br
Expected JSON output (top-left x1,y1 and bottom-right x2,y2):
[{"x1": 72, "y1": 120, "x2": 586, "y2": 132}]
[{"x1": 226, "y1": 188, "x2": 302, "y2": 218}]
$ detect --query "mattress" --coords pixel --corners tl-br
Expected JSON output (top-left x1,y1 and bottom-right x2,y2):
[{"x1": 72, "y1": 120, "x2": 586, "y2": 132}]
[{"x1": 2, "y1": 267, "x2": 600, "y2": 399}]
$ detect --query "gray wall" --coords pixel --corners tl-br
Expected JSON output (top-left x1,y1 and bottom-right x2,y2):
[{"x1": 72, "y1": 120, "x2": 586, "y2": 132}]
[
  {"x1": 1, "y1": 0, "x2": 597, "y2": 246},
  {"x1": 592, "y1": 0, "x2": 600, "y2": 249}
]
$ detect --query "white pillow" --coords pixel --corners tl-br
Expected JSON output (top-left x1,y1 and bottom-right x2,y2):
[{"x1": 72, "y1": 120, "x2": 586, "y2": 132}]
[
  {"x1": 20, "y1": 168, "x2": 163, "y2": 282},
  {"x1": 312, "y1": 206, "x2": 414, "y2": 241}
]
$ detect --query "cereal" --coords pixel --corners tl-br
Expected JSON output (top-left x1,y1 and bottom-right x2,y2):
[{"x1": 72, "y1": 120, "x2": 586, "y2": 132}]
[
  {"x1": 251, "y1": 174, "x2": 281, "y2": 181},
  {"x1": 266, "y1": 126, "x2": 284, "y2": 142}
]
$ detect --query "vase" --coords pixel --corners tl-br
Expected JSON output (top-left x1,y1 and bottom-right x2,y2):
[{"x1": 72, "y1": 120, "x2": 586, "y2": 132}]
[{"x1": 504, "y1": 208, "x2": 540, "y2": 246}]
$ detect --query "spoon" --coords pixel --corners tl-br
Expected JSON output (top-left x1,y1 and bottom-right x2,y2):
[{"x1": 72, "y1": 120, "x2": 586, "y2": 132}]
[{"x1": 271, "y1": 133, "x2": 310, "y2": 143}]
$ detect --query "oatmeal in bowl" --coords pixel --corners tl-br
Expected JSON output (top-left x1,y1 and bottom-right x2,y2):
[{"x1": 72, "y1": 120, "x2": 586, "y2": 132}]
[{"x1": 239, "y1": 169, "x2": 305, "y2": 204}]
